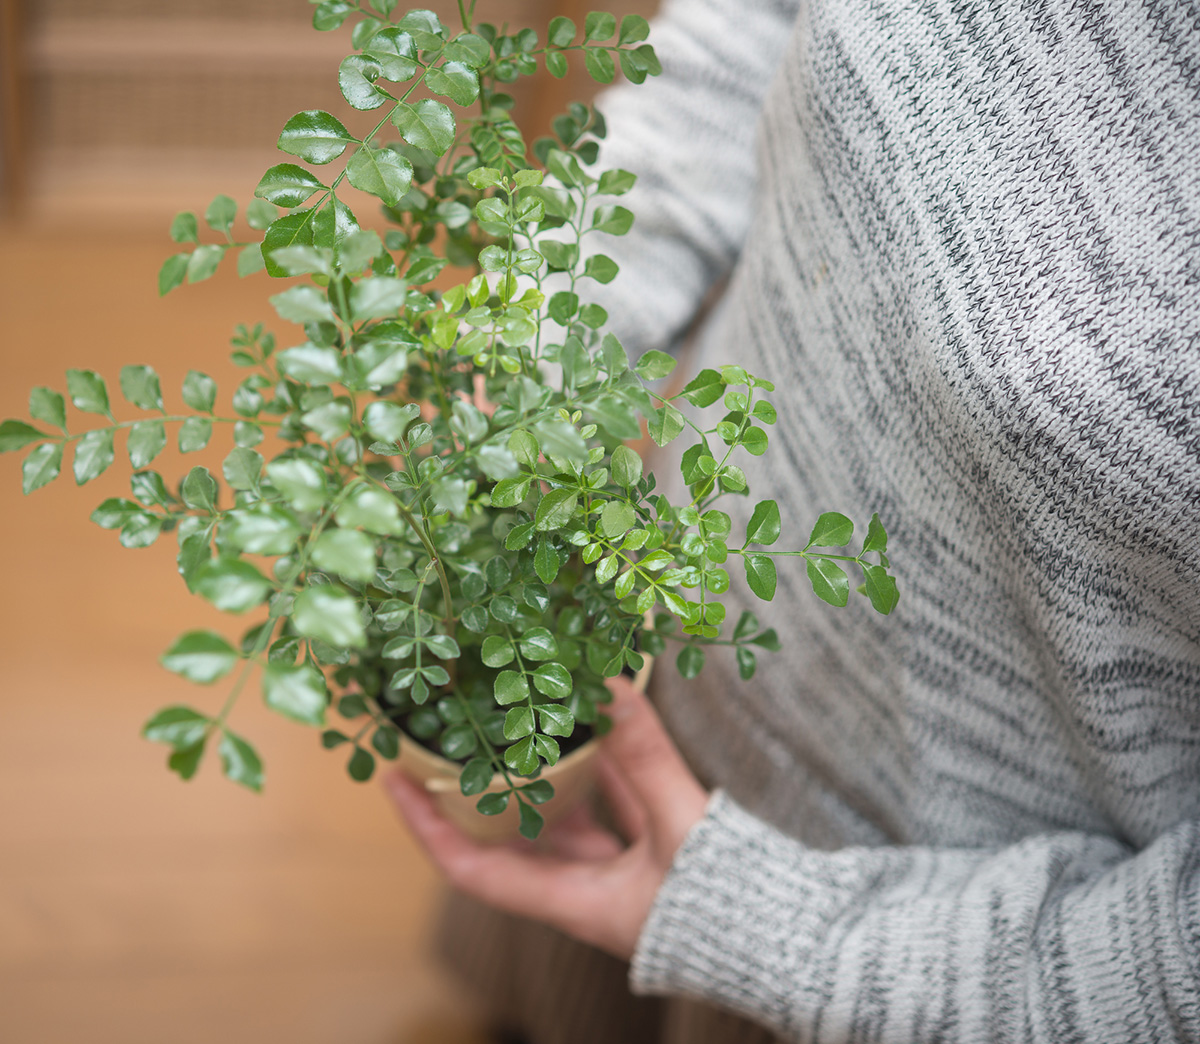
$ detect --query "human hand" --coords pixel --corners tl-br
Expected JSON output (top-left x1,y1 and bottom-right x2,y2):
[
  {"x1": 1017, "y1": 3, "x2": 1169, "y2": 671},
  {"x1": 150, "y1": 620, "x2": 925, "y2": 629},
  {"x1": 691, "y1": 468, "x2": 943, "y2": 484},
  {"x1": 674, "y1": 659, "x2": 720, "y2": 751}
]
[{"x1": 384, "y1": 675, "x2": 710, "y2": 960}]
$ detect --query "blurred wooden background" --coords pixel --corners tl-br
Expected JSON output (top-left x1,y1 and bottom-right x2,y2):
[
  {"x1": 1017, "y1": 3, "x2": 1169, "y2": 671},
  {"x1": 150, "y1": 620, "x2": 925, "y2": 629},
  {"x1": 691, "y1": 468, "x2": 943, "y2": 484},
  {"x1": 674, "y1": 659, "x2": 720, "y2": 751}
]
[{"x1": 0, "y1": 0, "x2": 654, "y2": 1040}]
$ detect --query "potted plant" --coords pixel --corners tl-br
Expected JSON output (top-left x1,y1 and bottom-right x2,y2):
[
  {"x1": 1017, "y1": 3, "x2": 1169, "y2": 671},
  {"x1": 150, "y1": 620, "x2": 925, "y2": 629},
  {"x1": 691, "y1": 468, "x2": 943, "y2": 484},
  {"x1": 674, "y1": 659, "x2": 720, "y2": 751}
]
[{"x1": 0, "y1": 0, "x2": 898, "y2": 841}]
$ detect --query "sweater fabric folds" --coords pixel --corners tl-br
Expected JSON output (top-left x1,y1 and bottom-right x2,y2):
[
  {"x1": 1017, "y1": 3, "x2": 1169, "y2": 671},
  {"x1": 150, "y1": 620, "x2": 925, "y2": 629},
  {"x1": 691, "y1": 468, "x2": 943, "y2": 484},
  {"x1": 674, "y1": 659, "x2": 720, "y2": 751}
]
[{"x1": 580, "y1": 0, "x2": 1200, "y2": 1039}]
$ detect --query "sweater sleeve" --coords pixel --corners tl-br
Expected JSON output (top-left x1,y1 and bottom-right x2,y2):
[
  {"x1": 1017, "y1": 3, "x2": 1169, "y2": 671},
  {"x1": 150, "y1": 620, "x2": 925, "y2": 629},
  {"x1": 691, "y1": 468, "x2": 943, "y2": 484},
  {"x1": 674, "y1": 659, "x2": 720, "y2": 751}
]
[
  {"x1": 631, "y1": 791, "x2": 1200, "y2": 1042},
  {"x1": 575, "y1": 0, "x2": 802, "y2": 356}
]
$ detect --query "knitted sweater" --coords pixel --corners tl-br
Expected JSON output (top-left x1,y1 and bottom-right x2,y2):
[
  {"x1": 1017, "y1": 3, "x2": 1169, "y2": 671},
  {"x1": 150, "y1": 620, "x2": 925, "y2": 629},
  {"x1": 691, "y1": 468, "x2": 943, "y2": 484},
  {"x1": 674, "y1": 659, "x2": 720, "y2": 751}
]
[{"x1": 585, "y1": 0, "x2": 1200, "y2": 1039}]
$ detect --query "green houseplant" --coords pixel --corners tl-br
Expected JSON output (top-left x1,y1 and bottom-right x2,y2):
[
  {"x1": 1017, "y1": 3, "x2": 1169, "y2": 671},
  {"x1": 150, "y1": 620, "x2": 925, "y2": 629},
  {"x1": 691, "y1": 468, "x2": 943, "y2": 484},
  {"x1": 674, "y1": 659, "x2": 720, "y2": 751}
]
[{"x1": 0, "y1": 0, "x2": 897, "y2": 840}]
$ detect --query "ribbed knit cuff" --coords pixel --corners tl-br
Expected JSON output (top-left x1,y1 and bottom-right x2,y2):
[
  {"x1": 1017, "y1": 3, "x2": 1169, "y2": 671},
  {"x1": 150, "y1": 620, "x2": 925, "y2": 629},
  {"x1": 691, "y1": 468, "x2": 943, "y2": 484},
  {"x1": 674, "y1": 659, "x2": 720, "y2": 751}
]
[{"x1": 630, "y1": 790, "x2": 881, "y2": 1033}]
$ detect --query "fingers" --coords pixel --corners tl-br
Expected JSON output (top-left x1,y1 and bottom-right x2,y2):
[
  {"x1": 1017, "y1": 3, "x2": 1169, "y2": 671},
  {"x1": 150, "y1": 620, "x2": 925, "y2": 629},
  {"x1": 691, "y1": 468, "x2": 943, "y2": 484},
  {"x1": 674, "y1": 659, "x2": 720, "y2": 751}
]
[{"x1": 602, "y1": 676, "x2": 709, "y2": 849}]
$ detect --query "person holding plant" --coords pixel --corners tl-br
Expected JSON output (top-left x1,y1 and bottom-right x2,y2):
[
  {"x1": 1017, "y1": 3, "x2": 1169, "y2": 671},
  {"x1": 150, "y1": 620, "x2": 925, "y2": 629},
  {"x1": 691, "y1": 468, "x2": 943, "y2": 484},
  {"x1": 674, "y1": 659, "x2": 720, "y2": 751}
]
[{"x1": 388, "y1": 0, "x2": 1200, "y2": 1041}]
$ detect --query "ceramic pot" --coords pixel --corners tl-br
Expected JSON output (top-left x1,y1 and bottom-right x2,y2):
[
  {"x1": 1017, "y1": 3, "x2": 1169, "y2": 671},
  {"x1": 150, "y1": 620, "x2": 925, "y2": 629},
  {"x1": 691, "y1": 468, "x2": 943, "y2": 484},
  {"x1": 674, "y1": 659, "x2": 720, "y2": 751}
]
[{"x1": 395, "y1": 648, "x2": 654, "y2": 842}]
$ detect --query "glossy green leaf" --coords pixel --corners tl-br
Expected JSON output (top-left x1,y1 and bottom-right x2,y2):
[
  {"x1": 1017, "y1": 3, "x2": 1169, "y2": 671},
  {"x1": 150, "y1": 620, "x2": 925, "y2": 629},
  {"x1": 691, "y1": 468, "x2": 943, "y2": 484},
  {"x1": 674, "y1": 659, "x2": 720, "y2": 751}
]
[
  {"x1": 634, "y1": 349, "x2": 675, "y2": 381},
  {"x1": 182, "y1": 466, "x2": 218, "y2": 511},
  {"x1": 517, "y1": 801, "x2": 543, "y2": 840},
  {"x1": 277, "y1": 344, "x2": 341, "y2": 385},
  {"x1": 270, "y1": 285, "x2": 334, "y2": 325},
  {"x1": 743, "y1": 553, "x2": 777, "y2": 601},
  {"x1": 745, "y1": 500, "x2": 781, "y2": 546},
  {"x1": 118, "y1": 366, "x2": 163, "y2": 412},
  {"x1": 127, "y1": 420, "x2": 166, "y2": 469},
  {"x1": 194, "y1": 558, "x2": 271, "y2": 612},
  {"x1": 292, "y1": 586, "x2": 366, "y2": 648},
  {"x1": 0, "y1": 419, "x2": 48, "y2": 453},
  {"x1": 534, "y1": 487, "x2": 578, "y2": 531},
  {"x1": 262, "y1": 210, "x2": 316, "y2": 277},
  {"x1": 255, "y1": 163, "x2": 327, "y2": 208},
  {"x1": 219, "y1": 730, "x2": 263, "y2": 791},
  {"x1": 29, "y1": 388, "x2": 66, "y2": 431},
  {"x1": 519, "y1": 627, "x2": 558, "y2": 662},
  {"x1": 583, "y1": 11, "x2": 616, "y2": 40},
  {"x1": 346, "y1": 146, "x2": 413, "y2": 207},
  {"x1": 863, "y1": 513, "x2": 888, "y2": 554},
  {"x1": 222, "y1": 447, "x2": 262, "y2": 491},
  {"x1": 681, "y1": 368, "x2": 723, "y2": 408},
  {"x1": 263, "y1": 662, "x2": 328, "y2": 726},
  {"x1": 170, "y1": 211, "x2": 199, "y2": 243},
  {"x1": 533, "y1": 419, "x2": 587, "y2": 463},
  {"x1": 205, "y1": 194, "x2": 237, "y2": 233},
  {"x1": 186, "y1": 245, "x2": 224, "y2": 283},
  {"x1": 73, "y1": 428, "x2": 114, "y2": 484},
  {"x1": 224, "y1": 505, "x2": 301, "y2": 555},
  {"x1": 392, "y1": 99, "x2": 456, "y2": 155},
  {"x1": 532, "y1": 663, "x2": 572, "y2": 700},
  {"x1": 179, "y1": 417, "x2": 212, "y2": 453},
  {"x1": 311, "y1": 529, "x2": 376, "y2": 583},
  {"x1": 266, "y1": 458, "x2": 327, "y2": 512},
  {"x1": 547, "y1": 15, "x2": 575, "y2": 45},
  {"x1": 806, "y1": 558, "x2": 849, "y2": 607},
  {"x1": 504, "y1": 706, "x2": 535, "y2": 740},
  {"x1": 143, "y1": 705, "x2": 210, "y2": 749},
  {"x1": 676, "y1": 643, "x2": 704, "y2": 679},
  {"x1": 161, "y1": 630, "x2": 238, "y2": 683},
  {"x1": 648, "y1": 405, "x2": 685, "y2": 447},
  {"x1": 336, "y1": 488, "x2": 400, "y2": 534},
  {"x1": 159, "y1": 252, "x2": 189, "y2": 295},
  {"x1": 366, "y1": 27, "x2": 420, "y2": 81},
  {"x1": 66, "y1": 369, "x2": 110, "y2": 415},
  {"x1": 425, "y1": 61, "x2": 479, "y2": 106},
  {"x1": 736, "y1": 646, "x2": 757, "y2": 680},
  {"x1": 440, "y1": 723, "x2": 477, "y2": 760},
  {"x1": 182, "y1": 371, "x2": 216, "y2": 413},
  {"x1": 861, "y1": 564, "x2": 900, "y2": 614},
  {"x1": 339, "y1": 54, "x2": 391, "y2": 110},
  {"x1": 476, "y1": 792, "x2": 509, "y2": 816},
  {"x1": 494, "y1": 670, "x2": 529, "y2": 706},
  {"x1": 277, "y1": 110, "x2": 357, "y2": 164},
  {"x1": 505, "y1": 734, "x2": 538, "y2": 775},
  {"x1": 459, "y1": 757, "x2": 493, "y2": 795},
  {"x1": 21, "y1": 440, "x2": 61, "y2": 494},
  {"x1": 350, "y1": 276, "x2": 408, "y2": 320},
  {"x1": 807, "y1": 511, "x2": 854, "y2": 548}
]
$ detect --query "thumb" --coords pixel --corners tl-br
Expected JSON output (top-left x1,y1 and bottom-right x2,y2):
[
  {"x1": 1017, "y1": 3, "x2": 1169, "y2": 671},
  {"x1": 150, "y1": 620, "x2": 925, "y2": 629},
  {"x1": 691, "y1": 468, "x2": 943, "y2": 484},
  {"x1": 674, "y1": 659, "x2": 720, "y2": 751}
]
[{"x1": 602, "y1": 676, "x2": 709, "y2": 849}]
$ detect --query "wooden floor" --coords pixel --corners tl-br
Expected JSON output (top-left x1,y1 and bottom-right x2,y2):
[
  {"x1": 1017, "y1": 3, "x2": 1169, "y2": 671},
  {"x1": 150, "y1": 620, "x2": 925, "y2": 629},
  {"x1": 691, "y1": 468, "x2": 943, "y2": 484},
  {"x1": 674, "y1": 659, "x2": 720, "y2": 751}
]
[{"x1": 0, "y1": 221, "x2": 492, "y2": 1044}]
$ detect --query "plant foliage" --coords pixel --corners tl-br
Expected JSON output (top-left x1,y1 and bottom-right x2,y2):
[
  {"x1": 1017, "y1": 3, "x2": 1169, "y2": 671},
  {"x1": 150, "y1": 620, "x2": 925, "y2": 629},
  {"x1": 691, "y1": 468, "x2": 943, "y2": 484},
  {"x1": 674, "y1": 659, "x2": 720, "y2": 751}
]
[{"x1": 1, "y1": 0, "x2": 896, "y2": 839}]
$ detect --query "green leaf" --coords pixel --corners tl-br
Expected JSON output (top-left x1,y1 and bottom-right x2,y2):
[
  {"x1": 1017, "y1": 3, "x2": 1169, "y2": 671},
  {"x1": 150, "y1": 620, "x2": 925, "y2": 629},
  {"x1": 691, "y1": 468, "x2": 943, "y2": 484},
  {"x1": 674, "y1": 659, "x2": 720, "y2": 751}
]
[
  {"x1": 131, "y1": 470, "x2": 171, "y2": 507},
  {"x1": 66, "y1": 369, "x2": 110, "y2": 415},
  {"x1": 277, "y1": 110, "x2": 357, "y2": 165},
  {"x1": 186, "y1": 244, "x2": 224, "y2": 283},
  {"x1": 205, "y1": 194, "x2": 237, "y2": 233},
  {"x1": 583, "y1": 11, "x2": 616, "y2": 40},
  {"x1": 494, "y1": 670, "x2": 529, "y2": 706},
  {"x1": 532, "y1": 663, "x2": 572, "y2": 700},
  {"x1": 224, "y1": 505, "x2": 301, "y2": 555},
  {"x1": 170, "y1": 211, "x2": 199, "y2": 243},
  {"x1": 168, "y1": 742, "x2": 206, "y2": 781},
  {"x1": 182, "y1": 466, "x2": 218, "y2": 511},
  {"x1": 194, "y1": 558, "x2": 271, "y2": 612},
  {"x1": 618, "y1": 13, "x2": 650, "y2": 44},
  {"x1": 609, "y1": 445, "x2": 643, "y2": 489},
  {"x1": 20, "y1": 439, "x2": 61, "y2": 492},
  {"x1": 266, "y1": 458, "x2": 327, "y2": 512},
  {"x1": 336, "y1": 488, "x2": 400, "y2": 534},
  {"x1": 592, "y1": 204, "x2": 633, "y2": 235},
  {"x1": 681, "y1": 368, "x2": 723, "y2": 407},
  {"x1": 262, "y1": 210, "x2": 316, "y2": 278},
  {"x1": 239, "y1": 247, "x2": 264, "y2": 277},
  {"x1": 505, "y1": 735, "x2": 539, "y2": 775},
  {"x1": 537, "y1": 704, "x2": 574, "y2": 736},
  {"x1": 372, "y1": 726, "x2": 400, "y2": 760},
  {"x1": 534, "y1": 537, "x2": 560, "y2": 584},
  {"x1": 504, "y1": 706, "x2": 535, "y2": 740},
  {"x1": 347, "y1": 746, "x2": 375, "y2": 781},
  {"x1": 600, "y1": 500, "x2": 636, "y2": 539},
  {"x1": 159, "y1": 252, "x2": 189, "y2": 295},
  {"x1": 161, "y1": 630, "x2": 238, "y2": 684},
  {"x1": 350, "y1": 276, "x2": 408, "y2": 320},
  {"x1": 270, "y1": 285, "x2": 334, "y2": 325},
  {"x1": 339, "y1": 53, "x2": 392, "y2": 110},
  {"x1": 29, "y1": 387, "x2": 66, "y2": 431},
  {"x1": 366, "y1": 27, "x2": 420, "y2": 81},
  {"x1": 255, "y1": 163, "x2": 327, "y2": 208},
  {"x1": 346, "y1": 146, "x2": 413, "y2": 207},
  {"x1": 246, "y1": 198, "x2": 278, "y2": 230},
  {"x1": 863, "y1": 513, "x2": 888, "y2": 554},
  {"x1": 806, "y1": 557, "x2": 849, "y2": 607},
  {"x1": 179, "y1": 417, "x2": 212, "y2": 453},
  {"x1": 733, "y1": 610, "x2": 759, "y2": 640},
  {"x1": 119, "y1": 365, "x2": 163, "y2": 411},
  {"x1": 292, "y1": 586, "x2": 367, "y2": 648},
  {"x1": 0, "y1": 419, "x2": 48, "y2": 453},
  {"x1": 363, "y1": 401, "x2": 418, "y2": 443},
  {"x1": 582, "y1": 253, "x2": 618, "y2": 283},
  {"x1": 736, "y1": 646, "x2": 757, "y2": 680},
  {"x1": 277, "y1": 344, "x2": 341, "y2": 385},
  {"x1": 392, "y1": 99, "x2": 456, "y2": 155},
  {"x1": 312, "y1": 0, "x2": 355, "y2": 30},
  {"x1": 73, "y1": 428, "x2": 114, "y2": 484},
  {"x1": 397, "y1": 8, "x2": 447, "y2": 48},
  {"x1": 517, "y1": 801, "x2": 544, "y2": 840},
  {"x1": 587, "y1": 395, "x2": 641, "y2": 441},
  {"x1": 861, "y1": 564, "x2": 900, "y2": 615},
  {"x1": 262, "y1": 663, "x2": 328, "y2": 726},
  {"x1": 425, "y1": 60, "x2": 480, "y2": 106},
  {"x1": 743, "y1": 554, "x2": 777, "y2": 601},
  {"x1": 311, "y1": 529, "x2": 376, "y2": 583},
  {"x1": 676, "y1": 644, "x2": 705, "y2": 680},
  {"x1": 533, "y1": 419, "x2": 587, "y2": 463},
  {"x1": 143, "y1": 705, "x2": 210, "y2": 751},
  {"x1": 807, "y1": 511, "x2": 854, "y2": 548},
  {"x1": 534, "y1": 487, "x2": 578, "y2": 531},
  {"x1": 440, "y1": 723, "x2": 477, "y2": 760},
  {"x1": 741, "y1": 426, "x2": 769, "y2": 455},
  {"x1": 219, "y1": 730, "x2": 263, "y2": 791},
  {"x1": 476, "y1": 792, "x2": 509, "y2": 816},
  {"x1": 547, "y1": 15, "x2": 575, "y2": 46},
  {"x1": 519, "y1": 627, "x2": 558, "y2": 662},
  {"x1": 127, "y1": 420, "x2": 166, "y2": 469},
  {"x1": 745, "y1": 500, "x2": 781, "y2": 546},
  {"x1": 182, "y1": 371, "x2": 216, "y2": 413},
  {"x1": 481, "y1": 636, "x2": 514, "y2": 668},
  {"x1": 460, "y1": 757, "x2": 493, "y2": 795},
  {"x1": 634, "y1": 349, "x2": 675, "y2": 381},
  {"x1": 584, "y1": 47, "x2": 616, "y2": 83},
  {"x1": 648, "y1": 405, "x2": 685, "y2": 447}
]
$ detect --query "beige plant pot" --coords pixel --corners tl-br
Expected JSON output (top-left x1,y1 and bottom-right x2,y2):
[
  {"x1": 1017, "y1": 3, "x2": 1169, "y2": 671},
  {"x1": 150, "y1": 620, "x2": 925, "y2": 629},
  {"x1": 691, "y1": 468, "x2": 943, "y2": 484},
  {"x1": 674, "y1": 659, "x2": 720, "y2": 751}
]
[{"x1": 396, "y1": 649, "x2": 654, "y2": 843}]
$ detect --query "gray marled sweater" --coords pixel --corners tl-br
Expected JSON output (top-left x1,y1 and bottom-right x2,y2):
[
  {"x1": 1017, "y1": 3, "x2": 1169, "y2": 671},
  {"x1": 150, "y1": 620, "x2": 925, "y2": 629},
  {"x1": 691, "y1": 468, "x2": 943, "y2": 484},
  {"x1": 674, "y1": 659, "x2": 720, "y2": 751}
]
[{"x1": 585, "y1": 0, "x2": 1200, "y2": 1039}]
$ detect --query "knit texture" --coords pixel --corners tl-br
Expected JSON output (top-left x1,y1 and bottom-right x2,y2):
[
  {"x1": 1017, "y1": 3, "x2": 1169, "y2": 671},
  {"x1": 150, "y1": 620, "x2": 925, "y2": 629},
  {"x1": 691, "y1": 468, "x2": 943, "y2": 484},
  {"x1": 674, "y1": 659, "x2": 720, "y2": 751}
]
[{"x1": 584, "y1": 0, "x2": 1200, "y2": 1039}]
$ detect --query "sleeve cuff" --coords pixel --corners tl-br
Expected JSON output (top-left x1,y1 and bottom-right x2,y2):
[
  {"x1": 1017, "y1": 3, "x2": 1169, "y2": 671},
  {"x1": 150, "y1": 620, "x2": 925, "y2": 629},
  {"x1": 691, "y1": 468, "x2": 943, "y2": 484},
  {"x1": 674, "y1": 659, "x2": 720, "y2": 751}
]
[{"x1": 630, "y1": 790, "x2": 883, "y2": 1032}]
